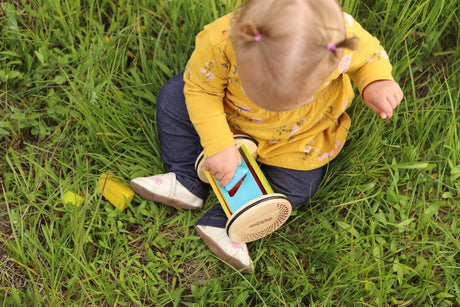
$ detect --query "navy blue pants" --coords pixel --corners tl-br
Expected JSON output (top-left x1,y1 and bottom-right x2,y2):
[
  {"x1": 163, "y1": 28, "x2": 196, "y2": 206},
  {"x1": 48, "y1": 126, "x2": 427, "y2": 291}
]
[{"x1": 156, "y1": 73, "x2": 325, "y2": 228}]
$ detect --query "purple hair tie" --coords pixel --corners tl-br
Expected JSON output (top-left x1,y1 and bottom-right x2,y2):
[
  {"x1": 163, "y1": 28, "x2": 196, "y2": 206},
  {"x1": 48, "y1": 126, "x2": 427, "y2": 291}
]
[
  {"x1": 254, "y1": 34, "x2": 262, "y2": 42},
  {"x1": 326, "y1": 43, "x2": 337, "y2": 51}
]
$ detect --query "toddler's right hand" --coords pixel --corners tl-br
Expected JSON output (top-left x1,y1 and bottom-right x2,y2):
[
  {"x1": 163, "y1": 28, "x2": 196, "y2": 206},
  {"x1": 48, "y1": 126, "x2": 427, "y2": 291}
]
[{"x1": 204, "y1": 145, "x2": 241, "y2": 187}]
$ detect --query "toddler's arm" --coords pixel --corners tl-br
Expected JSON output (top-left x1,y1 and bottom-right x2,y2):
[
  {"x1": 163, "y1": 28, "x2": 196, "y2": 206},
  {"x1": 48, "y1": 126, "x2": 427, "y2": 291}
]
[
  {"x1": 344, "y1": 13, "x2": 401, "y2": 119},
  {"x1": 184, "y1": 15, "x2": 237, "y2": 167},
  {"x1": 204, "y1": 145, "x2": 241, "y2": 187},
  {"x1": 362, "y1": 80, "x2": 403, "y2": 119}
]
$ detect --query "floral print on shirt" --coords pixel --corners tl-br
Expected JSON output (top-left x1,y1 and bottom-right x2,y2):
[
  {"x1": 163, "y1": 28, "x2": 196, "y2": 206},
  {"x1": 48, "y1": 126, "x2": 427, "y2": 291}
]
[
  {"x1": 339, "y1": 53, "x2": 353, "y2": 73},
  {"x1": 303, "y1": 140, "x2": 318, "y2": 160},
  {"x1": 344, "y1": 13, "x2": 354, "y2": 26},
  {"x1": 272, "y1": 116, "x2": 308, "y2": 143},
  {"x1": 368, "y1": 47, "x2": 389, "y2": 63},
  {"x1": 318, "y1": 150, "x2": 336, "y2": 161}
]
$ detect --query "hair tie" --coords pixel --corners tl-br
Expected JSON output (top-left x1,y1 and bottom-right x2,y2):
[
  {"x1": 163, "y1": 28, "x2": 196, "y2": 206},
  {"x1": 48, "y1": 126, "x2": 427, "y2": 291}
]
[
  {"x1": 326, "y1": 43, "x2": 337, "y2": 51},
  {"x1": 254, "y1": 34, "x2": 262, "y2": 42}
]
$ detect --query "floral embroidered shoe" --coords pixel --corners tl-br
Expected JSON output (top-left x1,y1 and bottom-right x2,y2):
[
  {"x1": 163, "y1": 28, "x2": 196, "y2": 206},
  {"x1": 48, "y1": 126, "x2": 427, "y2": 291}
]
[
  {"x1": 196, "y1": 225, "x2": 253, "y2": 273},
  {"x1": 130, "y1": 173, "x2": 203, "y2": 210}
]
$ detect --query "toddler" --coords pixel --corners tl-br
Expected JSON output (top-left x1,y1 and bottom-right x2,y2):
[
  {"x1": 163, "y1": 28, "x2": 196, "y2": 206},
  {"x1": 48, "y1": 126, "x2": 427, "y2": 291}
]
[{"x1": 131, "y1": 0, "x2": 403, "y2": 273}]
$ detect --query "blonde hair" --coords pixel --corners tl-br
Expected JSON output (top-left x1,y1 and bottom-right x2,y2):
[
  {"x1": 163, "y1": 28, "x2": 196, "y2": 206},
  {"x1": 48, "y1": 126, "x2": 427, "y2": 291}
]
[{"x1": 231, "y1": 0, "x2": 358, "y2": 111}]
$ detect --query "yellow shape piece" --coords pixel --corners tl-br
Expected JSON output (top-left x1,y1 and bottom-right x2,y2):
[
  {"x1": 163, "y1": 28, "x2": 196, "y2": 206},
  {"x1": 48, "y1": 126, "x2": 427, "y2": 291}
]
[
  {"x1": 240, "y1": 145, "x2": 273, "y2": 194},
  {"x1": 63, "y1": 190, "x2": 84, "y2": 206},
  {"x1": 204, "y1": 169, "x2": 233, "y2": 218},
  {"x1": 98, "y1": 172, "x2": 134, "y2": 210}
]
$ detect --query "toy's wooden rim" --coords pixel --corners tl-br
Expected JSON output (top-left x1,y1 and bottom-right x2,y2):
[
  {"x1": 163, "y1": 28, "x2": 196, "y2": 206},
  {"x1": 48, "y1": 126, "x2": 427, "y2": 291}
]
[
  {"x1": 194, "y1": 151, "x2": 208, "y2": 183},
  {"x1": 226, "y1": 193, "x2": 288, "y2": 230},
  {"x1": 234, "y1": 134, "x2": 257, "y2": 145},
  {"x1": 235, "y1": 135, "x2": 258, "y2": 159},
  {"x1": 226, "y1": 193, "x2": 291, "y2": 242}
]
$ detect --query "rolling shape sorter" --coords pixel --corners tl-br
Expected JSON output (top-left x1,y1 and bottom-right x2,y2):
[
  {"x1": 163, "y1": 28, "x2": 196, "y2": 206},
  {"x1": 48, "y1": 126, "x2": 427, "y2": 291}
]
[{"x1": 195, "y1": 135, "x2": 292, "y2": 243}]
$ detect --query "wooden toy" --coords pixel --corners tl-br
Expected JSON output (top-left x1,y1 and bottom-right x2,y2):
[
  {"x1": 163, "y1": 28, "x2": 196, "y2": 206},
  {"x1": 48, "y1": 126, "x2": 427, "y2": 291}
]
[
  {"x1": 98, "y1": 172, "x2": 134, "y2": 210},
  {"x1": 195, "y1": 135, "x2": 292, "y2": 243}
]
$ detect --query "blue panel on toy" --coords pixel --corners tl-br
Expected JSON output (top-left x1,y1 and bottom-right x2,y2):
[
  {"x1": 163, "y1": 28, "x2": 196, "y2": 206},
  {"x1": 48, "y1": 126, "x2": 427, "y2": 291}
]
[
  {"x1": 216, "y1": 155, "x2": 264, "y2": 213},
  {"x1": 223, "y1": 166, "x2": 248, "y2": 191}
]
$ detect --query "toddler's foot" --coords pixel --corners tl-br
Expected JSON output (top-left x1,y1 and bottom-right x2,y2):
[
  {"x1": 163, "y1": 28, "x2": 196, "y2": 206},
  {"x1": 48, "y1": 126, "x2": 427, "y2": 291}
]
[
  {"x1": 196, "y1": 225, "x2": 253, "y2": 273},
  {"x1": 130, "y1": 173, "x2": 203, "y2": 210}
]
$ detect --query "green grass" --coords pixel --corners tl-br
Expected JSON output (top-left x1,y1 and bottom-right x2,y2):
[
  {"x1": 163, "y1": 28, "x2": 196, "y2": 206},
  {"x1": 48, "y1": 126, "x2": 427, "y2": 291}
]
[{"x1": 1, "y1": 0, "x2": 458, "y2": 305}]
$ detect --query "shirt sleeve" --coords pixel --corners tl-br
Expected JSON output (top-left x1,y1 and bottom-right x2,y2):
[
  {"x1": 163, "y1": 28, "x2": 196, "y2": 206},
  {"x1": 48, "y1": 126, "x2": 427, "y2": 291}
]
[
  {"x1": 344, "y1": 13, "x2": 395, "y2": 94},
  {"x1": 183, "y1": 27, "x2": 236, "y2": 157}
]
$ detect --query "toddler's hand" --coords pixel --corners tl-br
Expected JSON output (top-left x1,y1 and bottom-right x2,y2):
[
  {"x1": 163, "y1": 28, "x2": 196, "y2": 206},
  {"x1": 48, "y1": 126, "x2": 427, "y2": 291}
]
[
  {"x1": 204, "y1": 145, "x2": 241, "y2": 187},
  {"x1": 362, "y1": 80, "x2": 403, "y2": 119}
]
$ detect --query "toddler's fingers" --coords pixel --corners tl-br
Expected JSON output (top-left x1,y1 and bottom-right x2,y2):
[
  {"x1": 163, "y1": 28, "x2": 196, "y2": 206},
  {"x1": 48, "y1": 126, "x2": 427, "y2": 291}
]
[
  {"x1": 388, "y1": 94, "x2": 400, "y2": 109},
  {"x1": 384, "y1": 91, "x2": 403, "y2": 118},
  {"x1": 213, "y1": 171, "x2": 223, "y2": 181},
  {"x1": 218, "y1": 172, "x2": 234, "y2": 187},
  {"x1": 368, "y1": 99, "x2": 390, "y2": 119},
  {"x1": 383, "y1": 93, "x2": 402, "y2": 118},
  {"x1": 384, "y1": 98, "x2": 395, "y2": 118},
  {"x1": 394, "y1": 90, "x2": 403, "y2": 107},
  {"x1": 368, "y1": 103, "x2": 384, "y2": 119},
  {"x1": 389, "y1": 85, "x2": 403, "y2": 108}
]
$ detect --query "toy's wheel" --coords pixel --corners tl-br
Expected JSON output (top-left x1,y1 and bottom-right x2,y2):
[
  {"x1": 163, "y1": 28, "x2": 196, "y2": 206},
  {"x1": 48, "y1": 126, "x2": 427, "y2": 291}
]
[
  {"x1": 194, "y1": 134, "x2": 258, "y2": 183},
  {"x1": 226, "y1": 193, "x2": 292, "y2": 243}
]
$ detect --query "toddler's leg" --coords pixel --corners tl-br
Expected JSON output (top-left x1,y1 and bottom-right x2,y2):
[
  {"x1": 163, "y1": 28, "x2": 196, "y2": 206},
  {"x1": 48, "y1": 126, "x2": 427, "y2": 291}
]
[
  {"x1": 260, "y1": 164, "x2": 325, "y2": 209},
  {"x1": 130, "y1": 73, "x2": 208, "y2": 210},
  {"x1": 156, "y1": 73, "x2": 208, "y2": 199}
]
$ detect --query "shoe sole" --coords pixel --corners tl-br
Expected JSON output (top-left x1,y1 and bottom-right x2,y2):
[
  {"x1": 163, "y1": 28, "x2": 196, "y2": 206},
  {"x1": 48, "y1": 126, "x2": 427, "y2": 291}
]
[
  {"x1": 196, "y1": 226, "x2": 253, "y2": 274},
  {"x1": 130, "y1": 181, "x2": 202, "y2": 210}
]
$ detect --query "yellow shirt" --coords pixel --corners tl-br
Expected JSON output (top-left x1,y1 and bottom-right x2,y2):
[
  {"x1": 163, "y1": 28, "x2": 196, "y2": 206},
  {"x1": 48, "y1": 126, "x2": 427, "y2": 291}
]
[{"x1": 184, "y1": 12, "x2": 394, "y2": 170}]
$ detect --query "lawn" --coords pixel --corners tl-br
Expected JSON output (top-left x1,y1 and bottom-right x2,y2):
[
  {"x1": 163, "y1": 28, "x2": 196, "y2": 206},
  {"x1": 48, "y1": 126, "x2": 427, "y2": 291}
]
[{"x1": 1, "y1": 0, "x2": 459, "y2": 305}]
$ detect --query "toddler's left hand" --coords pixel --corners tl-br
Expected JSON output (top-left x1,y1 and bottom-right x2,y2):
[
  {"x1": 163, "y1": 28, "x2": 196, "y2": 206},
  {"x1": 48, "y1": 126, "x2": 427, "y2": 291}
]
[{"x1": 362, "y1": 80, "x2": 403, "y2": 119}]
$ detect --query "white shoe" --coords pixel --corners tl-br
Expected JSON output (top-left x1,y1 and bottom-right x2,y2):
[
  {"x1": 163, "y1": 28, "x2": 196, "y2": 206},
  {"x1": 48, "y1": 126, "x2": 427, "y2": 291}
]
[
  {"x1": 196, "y1": 225, "x2": 253, "y2": 273},
  {"x1": 130, "y1": 173, "x2": 203, "y2": 210}
]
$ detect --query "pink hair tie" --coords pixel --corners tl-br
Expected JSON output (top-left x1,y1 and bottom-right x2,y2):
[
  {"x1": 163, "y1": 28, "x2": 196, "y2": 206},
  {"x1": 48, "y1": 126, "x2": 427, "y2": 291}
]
[
  {"x1": 326, "y1": 43, "x2": 337, "y2": 51},
  {"x1": 254, "y1": 34, "x2": 262, "y2": 42}
]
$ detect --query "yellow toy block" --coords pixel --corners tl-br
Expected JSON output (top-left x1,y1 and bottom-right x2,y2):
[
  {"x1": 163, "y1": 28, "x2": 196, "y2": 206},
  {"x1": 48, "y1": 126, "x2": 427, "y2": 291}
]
[
  {"x1": 63, "y1": 190, "x2": 84, "y2": 206},
  {"x1": 98, "y1": 172, "x2": 134, "y2": 210}
]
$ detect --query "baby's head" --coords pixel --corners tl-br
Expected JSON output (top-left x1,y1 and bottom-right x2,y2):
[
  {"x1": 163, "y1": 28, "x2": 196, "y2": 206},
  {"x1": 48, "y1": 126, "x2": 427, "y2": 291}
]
[{"x1": 231, "y1": 0, "x2": 357, "y2": 112}]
